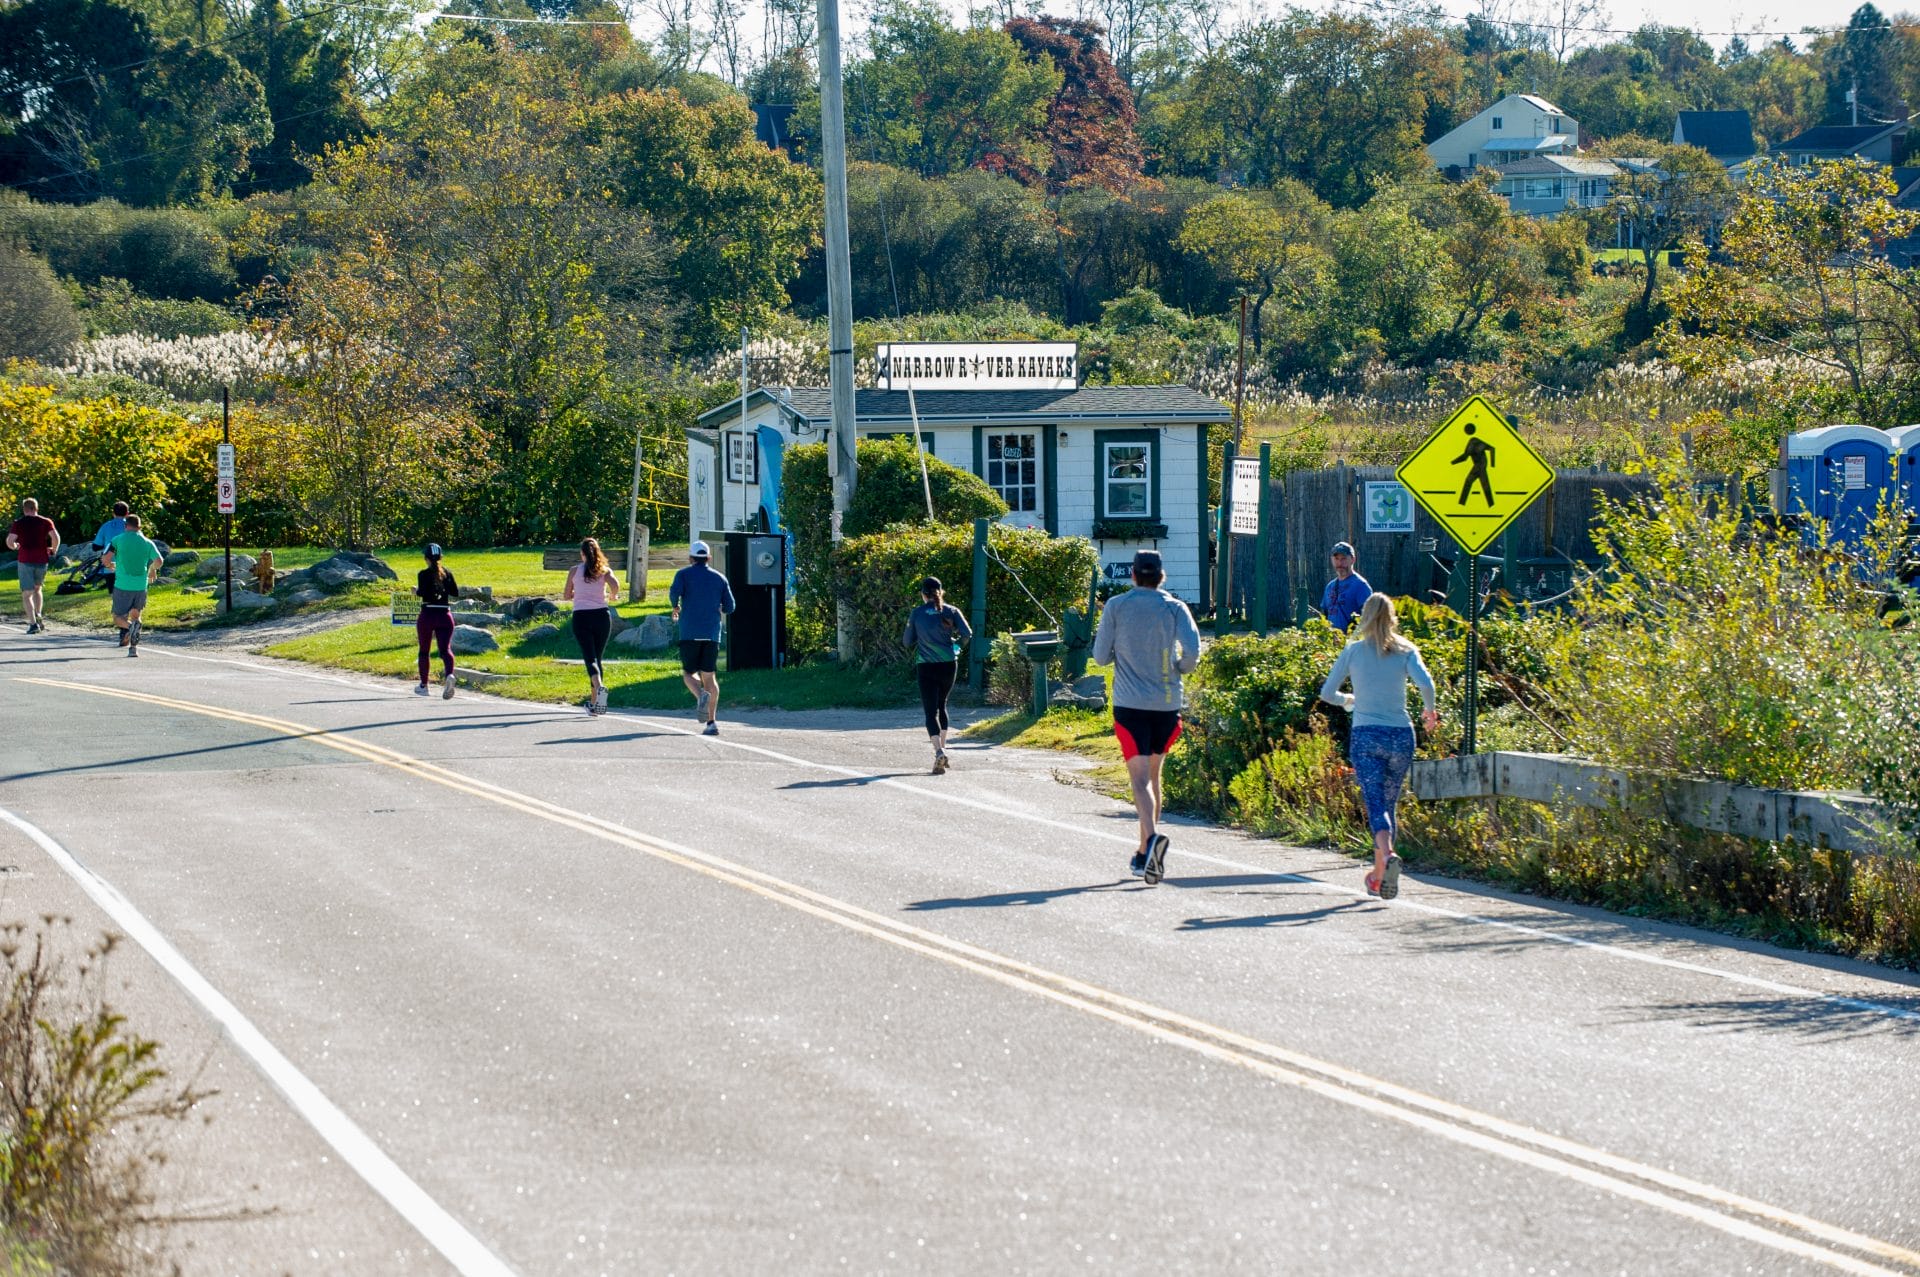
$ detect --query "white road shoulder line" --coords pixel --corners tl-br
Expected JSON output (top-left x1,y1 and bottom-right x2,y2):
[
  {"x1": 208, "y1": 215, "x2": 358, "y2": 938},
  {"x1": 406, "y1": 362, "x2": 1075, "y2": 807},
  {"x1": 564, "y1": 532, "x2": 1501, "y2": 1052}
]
[
  {"x1": 0, "y1": 803, "x2": 519, "y2": 1277},
  {"x1": 624, "y1": 712, "x2": 1920, "y2": 1025}
]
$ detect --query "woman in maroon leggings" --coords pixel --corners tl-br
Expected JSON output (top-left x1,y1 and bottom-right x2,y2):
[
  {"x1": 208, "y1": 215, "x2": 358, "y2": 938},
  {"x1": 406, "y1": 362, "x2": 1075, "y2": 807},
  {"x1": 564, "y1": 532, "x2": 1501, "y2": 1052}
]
[{"x1": 414, "y1": 543, "x2": 458, "y2": 698}]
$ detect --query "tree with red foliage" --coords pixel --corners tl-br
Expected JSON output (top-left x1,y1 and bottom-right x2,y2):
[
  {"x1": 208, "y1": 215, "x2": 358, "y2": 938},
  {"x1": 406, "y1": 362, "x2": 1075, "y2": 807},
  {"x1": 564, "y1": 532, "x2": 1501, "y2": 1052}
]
[{"x1": 999, "y1": 17, "x2": 1145, "y2": 196}]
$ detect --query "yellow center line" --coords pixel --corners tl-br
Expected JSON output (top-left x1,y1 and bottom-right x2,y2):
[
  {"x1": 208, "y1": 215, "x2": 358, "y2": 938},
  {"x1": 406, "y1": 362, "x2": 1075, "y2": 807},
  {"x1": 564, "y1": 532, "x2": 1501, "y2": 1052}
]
[{"x1": 15, "y1": 674, "x2": 1919, "y2": 1276}]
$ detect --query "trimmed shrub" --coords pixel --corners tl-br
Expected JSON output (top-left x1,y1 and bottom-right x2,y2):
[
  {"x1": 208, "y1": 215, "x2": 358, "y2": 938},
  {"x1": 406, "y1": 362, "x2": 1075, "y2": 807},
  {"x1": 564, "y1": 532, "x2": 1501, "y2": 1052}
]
[
  {"x1": 784, "y1": 436, "x2": 1007, "y2": 629},
  {"x1": 3, "y1": 197, "x2": 237, "y2": 301},
  {"x1": 831, "y1": 521, "x2": 1096, "y2": 665}
]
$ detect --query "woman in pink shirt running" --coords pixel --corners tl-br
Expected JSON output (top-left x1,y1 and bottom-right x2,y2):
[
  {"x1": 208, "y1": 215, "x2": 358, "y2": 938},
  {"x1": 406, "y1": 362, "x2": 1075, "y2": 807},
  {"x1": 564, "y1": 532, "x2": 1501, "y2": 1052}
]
[{"x1": 563, "y1": 538, "x2": 620, "y2": 714}]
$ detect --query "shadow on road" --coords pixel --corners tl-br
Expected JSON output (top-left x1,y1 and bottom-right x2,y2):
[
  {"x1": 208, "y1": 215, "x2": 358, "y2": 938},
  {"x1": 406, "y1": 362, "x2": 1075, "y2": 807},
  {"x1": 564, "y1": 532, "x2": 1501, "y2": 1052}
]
[
  {"x1": 536, "y1": 732, "x2": 671, "y2": 745},
  {"x1": 906, "y1": 880, "x2": 1137, "y2": 910},
  {"x1": 781, "y1": 772, "x2": 922, "y2": 790},
  {"x1": 1178, "y1": 901, "x2": 1373, "y2": 931},
  {"x1": 1622, "y1": 996, "x2": 1920, "y2": 1041}
]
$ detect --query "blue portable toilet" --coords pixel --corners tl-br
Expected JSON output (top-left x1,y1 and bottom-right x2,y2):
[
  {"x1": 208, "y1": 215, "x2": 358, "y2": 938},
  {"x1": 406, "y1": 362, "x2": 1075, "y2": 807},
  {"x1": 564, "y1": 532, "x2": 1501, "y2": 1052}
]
[
  {"x1": 1785, "y1": 425, "x2": 1893, "y2": 548},
  {"x1": 1889, "y1": 425, "x2": 1920, "y2": 525}
]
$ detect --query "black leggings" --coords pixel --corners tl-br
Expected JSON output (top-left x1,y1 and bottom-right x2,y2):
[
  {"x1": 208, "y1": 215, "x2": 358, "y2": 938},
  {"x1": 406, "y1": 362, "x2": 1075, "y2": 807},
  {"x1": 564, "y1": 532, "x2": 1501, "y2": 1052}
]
[
  {"x1": 572, "y1": 609, "x2": 611, "y2": 682},
  {"x1": 416, "y1": 609, "x2": 453, "y2": 683},
  {"x1": 917, "y1": 660, "x2": 957, "y2": 737}
]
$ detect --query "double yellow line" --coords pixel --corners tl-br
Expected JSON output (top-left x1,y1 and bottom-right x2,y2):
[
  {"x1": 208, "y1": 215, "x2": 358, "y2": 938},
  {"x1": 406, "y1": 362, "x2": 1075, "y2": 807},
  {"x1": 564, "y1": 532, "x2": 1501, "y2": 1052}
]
[{"x1": 19, "y1": 675, "x2": 1920, "y2": 1276}]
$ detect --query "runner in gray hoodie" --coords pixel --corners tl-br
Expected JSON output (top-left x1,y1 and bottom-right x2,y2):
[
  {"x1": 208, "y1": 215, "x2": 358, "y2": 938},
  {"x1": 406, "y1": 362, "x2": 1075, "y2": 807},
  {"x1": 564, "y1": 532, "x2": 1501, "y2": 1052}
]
[{"x1": 1092, "y1": 550, "x2": 1201, "y2": 885}]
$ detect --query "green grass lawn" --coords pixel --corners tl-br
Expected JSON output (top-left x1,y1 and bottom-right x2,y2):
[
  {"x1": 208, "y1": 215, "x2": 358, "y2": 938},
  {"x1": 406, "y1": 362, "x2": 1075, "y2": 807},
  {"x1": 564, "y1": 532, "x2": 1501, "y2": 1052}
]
[
  {"x1": 265, "y1": 610, "x2": 915, "y2": 713},
  {"x1": 3, "y1": 544, "x2": 688, "y2": 633},
  {"x1": 962, "y1": 701, "x2": 1130, "y2": 793}
]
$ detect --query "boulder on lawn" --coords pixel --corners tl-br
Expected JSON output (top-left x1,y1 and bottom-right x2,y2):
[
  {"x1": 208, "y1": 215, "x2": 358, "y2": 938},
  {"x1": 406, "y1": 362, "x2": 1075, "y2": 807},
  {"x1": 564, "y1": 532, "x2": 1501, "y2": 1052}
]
[
  {"x1": 163, "y1": 548, "x2": 199, "y2": 569},
  {"x1": 452, "y1": 610, "x2": 505, "y2": 628},
  {"x1": 284, "y1": 586, "x2": 327, "y2": 606},
  {"x1": 194, "y1": 553, "x2": 257, "y2": 579},
  {"x1": 505, "y1": 597, "x2": 540, "y2": 622},
  {"x1": 1049, "y1": 674, "x2": 1109, "y2": 710},
  {"x1": 525, "y1": 623, "x2": 562, "y2": 641},
  {"x1": 633, "y1": 613, "x2": 676, "y2": 651},
  {"x1": 51, "y1": 548, "x2": 81, "y2": 567},
  {"x1": 214, "y1": 588, "x2": 276, "y2": 613},
  {"x1": 328, "y1": 550, "x2": 396, "y2": 580},
  {"x1": 451, "y1": 624, "x2": 499, "y2": 655},
  {"x1": 313, "y1": 559, "x2": 377, "y2": 588},
  {"x1": 529, "y1": 598, "x2": 559, "y2": 617},
  {"x1": 604, "y1": 611, "x2": 631, "y2": 637},
  {"x1": 273, "y1": 566, "x2": 314, "y2": 593}
]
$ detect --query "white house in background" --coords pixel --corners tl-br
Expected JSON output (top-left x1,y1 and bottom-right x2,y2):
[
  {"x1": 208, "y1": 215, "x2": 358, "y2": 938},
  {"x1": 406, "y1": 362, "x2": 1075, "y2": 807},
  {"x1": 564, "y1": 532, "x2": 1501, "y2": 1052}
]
[
  {"x1": 1427, "y1": 94, "x2": 1582, "y2": 173},
  {"x1": 1490, "y1": 154, "x2": 1621, "y2": 215},
  {"x1": 687, "y1": 343, "x2": 1231, "y2": 605}
]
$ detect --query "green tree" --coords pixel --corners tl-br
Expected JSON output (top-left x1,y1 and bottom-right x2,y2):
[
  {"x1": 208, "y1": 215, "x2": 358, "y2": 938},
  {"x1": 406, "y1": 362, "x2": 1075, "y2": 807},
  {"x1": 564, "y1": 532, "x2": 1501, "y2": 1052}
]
[
  {"x1": 0, "y1": 0, "x2": 269, "y2": 205},
  {"x1": 0, "y1": 247, "x2": 84, "y2": 363},
  {"x1": 1587, "y1": 137, "x2": 1733, "y2": 342},
  {"x1": 1665, "y1": 157, "x2": 1920, "y2": 426},
  {"x1": 1410, "y1": 172, "x2": 1546, "y2": 360},
  {"x1": 589, "y1": 87, "x2": 822, "y2": 350},
  {"x1": 1145, "y1": 11, "x2": 1461, "y2": 208},
  {"x1": 843, "y1": 4, "x2": 1061, "y2": 179},
  {"x1": 1175, "y1": 183, "x2": 1331, "y2": 352},
  {"x1": 237, "y1": 0, "x2": 370, "y2": 193}
]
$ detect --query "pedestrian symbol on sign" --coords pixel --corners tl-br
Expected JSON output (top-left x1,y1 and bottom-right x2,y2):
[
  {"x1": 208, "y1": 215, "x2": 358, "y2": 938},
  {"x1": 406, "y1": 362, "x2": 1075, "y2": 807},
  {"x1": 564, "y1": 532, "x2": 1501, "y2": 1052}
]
[{"x1": 1452, "y1": 423, "x2": 1496, "y2": 507}]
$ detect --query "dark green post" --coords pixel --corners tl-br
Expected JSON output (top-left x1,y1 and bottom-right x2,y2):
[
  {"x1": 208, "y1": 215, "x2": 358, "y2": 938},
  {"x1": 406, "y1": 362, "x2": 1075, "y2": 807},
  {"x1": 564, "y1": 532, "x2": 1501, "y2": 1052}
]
[
  {"x1": 1213, "y1": 441, "x2": 1236, "y2": 632},
  {"x1": 1464, "y1": 551, "x2": 1480, "y2": 754},
  {"x1": 1253, "y1": 442, "x2": 1271, "y2": 636},
  {"x1": 969, "y1": 517, "x2": 990, "y2": 691}
]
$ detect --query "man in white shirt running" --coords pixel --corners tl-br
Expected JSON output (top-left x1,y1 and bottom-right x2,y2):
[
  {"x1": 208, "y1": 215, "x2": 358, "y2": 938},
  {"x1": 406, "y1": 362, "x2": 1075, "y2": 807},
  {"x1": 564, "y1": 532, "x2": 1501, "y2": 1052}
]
[{"x1": 1091, "y1": 550, "x2": 1201, "y2": 886}]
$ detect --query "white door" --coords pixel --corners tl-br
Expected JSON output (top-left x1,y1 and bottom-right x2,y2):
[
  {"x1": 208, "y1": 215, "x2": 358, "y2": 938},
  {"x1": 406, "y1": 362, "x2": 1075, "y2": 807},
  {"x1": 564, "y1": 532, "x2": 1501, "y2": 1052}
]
[{"x1": 983, "y1": 430, "x2": 1045, "y2": 529}]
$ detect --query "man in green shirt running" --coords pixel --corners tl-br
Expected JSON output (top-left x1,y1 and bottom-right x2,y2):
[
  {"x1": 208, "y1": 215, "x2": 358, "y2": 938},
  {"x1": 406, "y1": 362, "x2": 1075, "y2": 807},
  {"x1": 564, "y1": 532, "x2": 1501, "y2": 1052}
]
[{"x1": 102, "y1": 514, "x2": 162, "y2": 657}]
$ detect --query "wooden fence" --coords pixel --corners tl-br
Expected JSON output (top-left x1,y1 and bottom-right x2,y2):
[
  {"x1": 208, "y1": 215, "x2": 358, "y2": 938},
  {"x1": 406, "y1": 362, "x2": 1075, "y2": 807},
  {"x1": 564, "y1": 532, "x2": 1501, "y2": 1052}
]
[{"x1": 1229, "y1": 465, "x2": 1658, "y2": 626}]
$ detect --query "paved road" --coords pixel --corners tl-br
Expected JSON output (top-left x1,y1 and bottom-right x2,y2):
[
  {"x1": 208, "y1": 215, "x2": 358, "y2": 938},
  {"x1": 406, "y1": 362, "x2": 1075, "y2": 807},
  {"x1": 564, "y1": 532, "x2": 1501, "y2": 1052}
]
[{"x1": 2, "y1": 625, "x2": 1918, "y2": 1276}]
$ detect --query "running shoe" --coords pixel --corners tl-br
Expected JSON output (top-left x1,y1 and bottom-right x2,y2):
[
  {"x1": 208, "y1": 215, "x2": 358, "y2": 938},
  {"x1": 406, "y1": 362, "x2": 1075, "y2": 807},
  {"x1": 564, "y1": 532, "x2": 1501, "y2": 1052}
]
[
  {"x1": 127, "y1": 645, "x2": 138, "y2": 658},
  {"x1": 932, "y1": 751, "x2": 949, "y2": 774},
  {"x1": 702, "y1": 721, "x2": 719, "y2": 737},
  {"x1": 1129, "y1": 851, "x2": 1147, "y2": 878},
  {"x1": 25, "y1": 621, "x2": 39, "y2": 634},
  {"x1": 1142, "y1": 834, "x2": 1170, "y2": 886},
  {"x1": 118, "y1": 629, "x2": 130, "y2": 647},
  {"x1": 128, "y1": 618, "x2": 140, "y2": 647},
  {"x1": 1378, "y1": 852, "x2": 1403, "y2": 901},
  {"x1": 414, "y1": 684, "x2": 430, "y2": 696},
  {"x1": 442, "y1": 672, "x2": 457, "y2": 699}
]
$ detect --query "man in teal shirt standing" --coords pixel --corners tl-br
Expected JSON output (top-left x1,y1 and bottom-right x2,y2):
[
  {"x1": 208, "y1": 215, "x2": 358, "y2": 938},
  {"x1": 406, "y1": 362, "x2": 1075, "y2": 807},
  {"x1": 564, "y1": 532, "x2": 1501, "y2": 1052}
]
[{"x1": 102, "y1": 513, "x2": 162, "y2": 656}]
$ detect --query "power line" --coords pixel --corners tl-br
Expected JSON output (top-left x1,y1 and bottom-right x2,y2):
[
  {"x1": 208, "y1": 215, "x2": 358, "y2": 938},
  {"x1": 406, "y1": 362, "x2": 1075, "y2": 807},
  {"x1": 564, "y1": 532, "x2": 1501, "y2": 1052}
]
[
  {"x1": 27, "y1": 0, "x2": 369, "y2": 94},
  {"x1": 1346, "y1": 0, "x2": 1915, "y2": 43}
]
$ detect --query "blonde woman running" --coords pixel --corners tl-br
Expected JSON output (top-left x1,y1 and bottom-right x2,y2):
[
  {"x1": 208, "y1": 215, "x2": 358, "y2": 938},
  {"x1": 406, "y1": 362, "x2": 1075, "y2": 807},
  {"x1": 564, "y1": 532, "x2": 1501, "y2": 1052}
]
[{"x1": 1318, "y1": 593, "x2": 1438, "y2": 900}]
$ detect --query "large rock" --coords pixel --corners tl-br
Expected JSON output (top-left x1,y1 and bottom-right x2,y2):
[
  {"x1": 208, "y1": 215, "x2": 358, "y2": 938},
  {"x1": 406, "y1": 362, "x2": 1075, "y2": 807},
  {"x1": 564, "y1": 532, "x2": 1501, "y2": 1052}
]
[
  {"x1": 214, "y1": 588, "x2": 276, "y2": 613},
  {"x1": 163, "y1": 548, "x2": 199, "y2": 569},
  {"x1": 604, "y1": 611, "x2": 632, "y2": 637},
  {"x1": 194, "y1": 553, "x2": 256, "y2": 579},
  {"x1": 452, "y1": 610, "x2": 506, "y2": 628},
  {"x1": 325, "y1": 550, "x2": 395, "y2": 581},
  {"x1": 314, "y1": 561, "x2": 377, "y2": 588},
  {"x1": 1050, "y1": 674, "x2": 1109, "y2": 710},
  {"x1": 525, "y1": 623, "x2": 562, "y2": 641},
  {"x1": 451, "y1": 624, "x2": 498, "y2": 655},
  {"x1": 283, "y1": 586, "x2": 327, "y2": 606},
  {"x1": 612, "y1": 613, "x2": 675, "y2": 651},
  {"x1": 529, "y1": 598, "x2": 559, "y2": 617}
]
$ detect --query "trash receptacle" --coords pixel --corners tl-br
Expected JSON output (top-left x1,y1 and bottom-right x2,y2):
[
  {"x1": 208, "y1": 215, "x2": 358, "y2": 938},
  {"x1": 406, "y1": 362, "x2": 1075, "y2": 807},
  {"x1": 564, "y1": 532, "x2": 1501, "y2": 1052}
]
[
  {"x1": 1785, "y1": 425, "x2": 1893, "y2": 549},
  {"x1": 723, "y1": 531, "x2": 787, "y2": 670}
]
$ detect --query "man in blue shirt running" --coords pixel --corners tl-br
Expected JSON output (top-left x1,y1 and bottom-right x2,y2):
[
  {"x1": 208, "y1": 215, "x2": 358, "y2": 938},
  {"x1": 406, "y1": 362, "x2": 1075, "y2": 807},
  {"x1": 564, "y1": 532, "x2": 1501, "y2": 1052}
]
[
  {"x1": 670, "y1": 541, "x2": 736, "y2": 736},
  {"x1": 1320, "y1": 541, "x2": 1372, "y2": 632}
]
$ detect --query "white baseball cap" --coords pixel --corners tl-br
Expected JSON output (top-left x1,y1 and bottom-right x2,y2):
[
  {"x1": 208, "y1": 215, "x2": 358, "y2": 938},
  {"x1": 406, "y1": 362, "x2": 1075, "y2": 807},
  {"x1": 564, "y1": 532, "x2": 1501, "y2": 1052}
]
[{"x1": 689, "y1": 540, "x2": 711, "y2": 559}]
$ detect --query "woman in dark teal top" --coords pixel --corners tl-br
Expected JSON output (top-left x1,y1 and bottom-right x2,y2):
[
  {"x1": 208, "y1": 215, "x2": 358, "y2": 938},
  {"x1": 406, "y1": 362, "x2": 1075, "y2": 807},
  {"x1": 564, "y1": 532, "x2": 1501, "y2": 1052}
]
[{"x1": 901, "y1": 576, "x2": 972, "y2": 774}]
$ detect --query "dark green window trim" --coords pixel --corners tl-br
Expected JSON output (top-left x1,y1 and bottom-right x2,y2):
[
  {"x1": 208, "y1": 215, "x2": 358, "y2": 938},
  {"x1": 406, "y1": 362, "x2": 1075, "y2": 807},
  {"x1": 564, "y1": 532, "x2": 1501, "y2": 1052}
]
[
  {"x1": 1094, "y1": 428, "x2": 1161, "y2": 523},
  {"x1": 1197, "y1": 424, "x2": 1212, "y2": 611},
  {"x1": 972, "y1": 425, "x2": 1056, "y2": 532}
]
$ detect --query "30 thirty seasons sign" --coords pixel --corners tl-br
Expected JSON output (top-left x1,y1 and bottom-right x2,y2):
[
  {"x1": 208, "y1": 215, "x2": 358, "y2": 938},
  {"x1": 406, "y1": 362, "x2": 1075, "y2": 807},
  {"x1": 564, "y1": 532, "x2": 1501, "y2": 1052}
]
[{"x1": 876, "y1": 342, "x2": 1078, "y2": 391}]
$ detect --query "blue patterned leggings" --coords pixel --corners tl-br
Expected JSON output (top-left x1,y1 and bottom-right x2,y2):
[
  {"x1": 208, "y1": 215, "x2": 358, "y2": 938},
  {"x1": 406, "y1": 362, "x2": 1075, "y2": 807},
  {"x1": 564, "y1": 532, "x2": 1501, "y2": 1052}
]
[{"x1": 1349, "y1": 726, "x2": 1415, "y2": 837}]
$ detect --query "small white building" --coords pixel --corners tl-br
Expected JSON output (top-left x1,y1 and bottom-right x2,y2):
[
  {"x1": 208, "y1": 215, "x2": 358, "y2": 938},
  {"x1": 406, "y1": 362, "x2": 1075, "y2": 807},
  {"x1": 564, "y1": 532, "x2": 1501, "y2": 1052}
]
[
  {"x1": 1427, "y1": 93, "x2": 1582, "y2": 173},
  {"x1": 687, "y1": 342, "x2": 1231, "y2": 604}
]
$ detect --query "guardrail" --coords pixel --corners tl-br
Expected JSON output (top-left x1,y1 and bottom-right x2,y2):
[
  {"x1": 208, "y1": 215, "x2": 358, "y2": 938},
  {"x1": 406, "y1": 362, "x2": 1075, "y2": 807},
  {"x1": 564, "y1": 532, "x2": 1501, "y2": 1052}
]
[{"x1": 1407, "y1": 751, "x2": 1893, "y2": 856}]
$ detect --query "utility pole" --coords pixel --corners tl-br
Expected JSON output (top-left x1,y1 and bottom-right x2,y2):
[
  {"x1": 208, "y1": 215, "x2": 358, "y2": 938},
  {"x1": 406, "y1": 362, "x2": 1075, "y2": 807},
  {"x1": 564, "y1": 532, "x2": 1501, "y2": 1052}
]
[{"x1": 818, "y1": 0, "x2": 858, "y2": 658}]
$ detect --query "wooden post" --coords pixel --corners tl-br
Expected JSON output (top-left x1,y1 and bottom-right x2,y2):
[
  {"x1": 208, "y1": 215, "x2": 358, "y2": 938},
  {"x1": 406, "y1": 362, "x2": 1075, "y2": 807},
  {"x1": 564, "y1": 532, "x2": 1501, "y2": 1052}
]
[
  {"x1": 630, "y1": 525, "x2": 649, "y2": 602},
  {"x1": 1213, "y1": 441, "x2": 1236, "y2": 630},
  {"x1": 1253, "y1": 442, "x2": 1272, "y2": 636},
  {"x1": 968, "y1": 517, "x2": 990, "y2": 691}
]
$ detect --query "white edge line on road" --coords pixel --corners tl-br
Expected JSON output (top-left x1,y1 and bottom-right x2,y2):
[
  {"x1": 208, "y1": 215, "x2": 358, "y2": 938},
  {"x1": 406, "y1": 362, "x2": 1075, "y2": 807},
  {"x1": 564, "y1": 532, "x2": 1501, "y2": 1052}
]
[
  {"x1": 0, "y1": 802, "x2": 520, "y2": 1277},
  {"x1": 621, "y1": 713, "x2": 1920, "y2": 1026},
  {"x1": 11, "y1": 627, "x2": 1915, "y2": 1024}
]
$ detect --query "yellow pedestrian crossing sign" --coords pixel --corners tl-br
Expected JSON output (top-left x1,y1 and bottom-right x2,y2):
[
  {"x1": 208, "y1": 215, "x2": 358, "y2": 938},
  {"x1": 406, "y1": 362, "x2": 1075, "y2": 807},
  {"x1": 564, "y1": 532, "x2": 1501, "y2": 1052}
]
[{"x1": 1395, "y1": 395, "x2": 1552, "y2": 555}]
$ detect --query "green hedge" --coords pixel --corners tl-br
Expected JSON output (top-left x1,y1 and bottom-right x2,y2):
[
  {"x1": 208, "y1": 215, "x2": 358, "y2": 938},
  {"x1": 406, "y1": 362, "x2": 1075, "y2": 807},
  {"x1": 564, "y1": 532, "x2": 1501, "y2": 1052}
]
[
  {"x1": 784, "y1": 437, "x2": 1007, "y2": 632},
  {"x1": 832, "y1": 522, "x2": 1097, "y2": 665}
]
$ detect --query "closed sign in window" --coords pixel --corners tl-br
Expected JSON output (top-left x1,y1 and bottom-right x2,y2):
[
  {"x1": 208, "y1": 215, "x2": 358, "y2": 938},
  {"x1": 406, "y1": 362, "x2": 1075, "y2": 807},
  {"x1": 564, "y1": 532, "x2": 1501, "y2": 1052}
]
[{"x1": 1104, "y1": 442, "x2": 1150, "y2": 515}]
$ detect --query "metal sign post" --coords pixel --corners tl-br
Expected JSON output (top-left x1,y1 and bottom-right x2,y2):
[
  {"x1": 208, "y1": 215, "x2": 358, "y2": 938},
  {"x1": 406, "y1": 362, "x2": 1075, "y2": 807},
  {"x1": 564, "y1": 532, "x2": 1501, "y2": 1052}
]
[
  {"x1": 218, "y1": 387, "x2": 234, "y2": 612},
  {"x1": 1252, "y1": 443, "x2": 1272, "y2": 636}
]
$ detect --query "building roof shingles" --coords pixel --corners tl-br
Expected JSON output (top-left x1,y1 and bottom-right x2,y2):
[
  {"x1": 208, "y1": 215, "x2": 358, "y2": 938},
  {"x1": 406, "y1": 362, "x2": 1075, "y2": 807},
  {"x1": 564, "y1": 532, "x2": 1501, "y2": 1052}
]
[{"x1": 1674, "y1": 110, "x2": 1756, "y2": 161}]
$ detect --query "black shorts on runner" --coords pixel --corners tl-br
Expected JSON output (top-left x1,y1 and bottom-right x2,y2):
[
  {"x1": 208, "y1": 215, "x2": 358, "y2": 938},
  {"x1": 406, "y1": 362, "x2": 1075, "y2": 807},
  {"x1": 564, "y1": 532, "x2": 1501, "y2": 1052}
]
[
  {"x1": 679, "y1": 639, "x2": 719, "y2": 674},
  {"x1": 1113, "y1": 706, "x2": 1182, "y2": 760}
]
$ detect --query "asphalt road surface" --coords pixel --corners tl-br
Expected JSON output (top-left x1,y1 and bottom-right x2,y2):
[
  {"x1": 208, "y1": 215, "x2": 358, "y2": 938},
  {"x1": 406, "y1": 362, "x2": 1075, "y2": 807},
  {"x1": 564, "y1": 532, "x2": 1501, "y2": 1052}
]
[{"x1": 2, "y1": 624, "x2": 1918, "y2": 1276}]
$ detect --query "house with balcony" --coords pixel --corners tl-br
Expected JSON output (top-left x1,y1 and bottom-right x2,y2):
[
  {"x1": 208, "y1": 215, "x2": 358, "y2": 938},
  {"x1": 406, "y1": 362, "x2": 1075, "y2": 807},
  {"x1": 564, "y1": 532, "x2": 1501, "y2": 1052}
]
[
  {"x1": 1489, "y1": 155, "x2": 1622, "y2": 215},
  {"x1": 1427, "y1": 94, "x2": 1582, "y2": 173}
]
